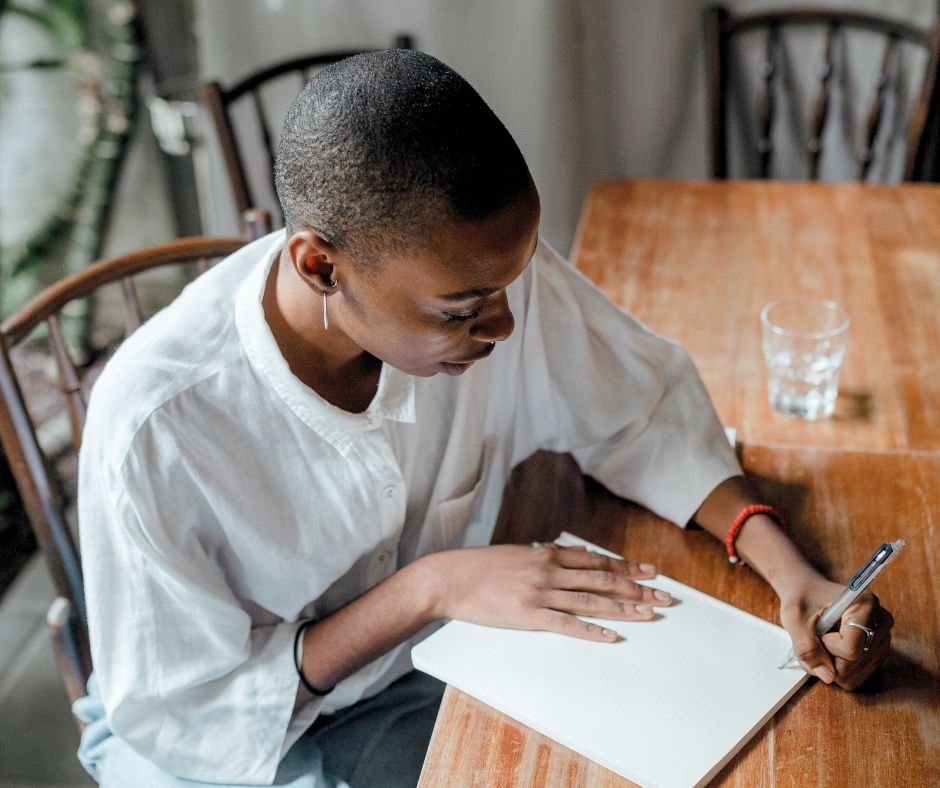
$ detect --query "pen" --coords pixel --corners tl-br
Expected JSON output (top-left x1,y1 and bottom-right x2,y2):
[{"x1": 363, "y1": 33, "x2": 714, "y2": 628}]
[{"x1": 779, "y1": 539, "x2": 904, "y2": 670}]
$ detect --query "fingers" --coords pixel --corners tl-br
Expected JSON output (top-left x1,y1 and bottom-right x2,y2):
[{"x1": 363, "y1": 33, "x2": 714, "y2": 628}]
[
  {"x1": 552, "y1": 544, "x2": 658, "y2": 580},
  {"x1": 819, "y1": 596, "x2": 894, "y2": 690},
  {"x1": 557, "y1": 571, "x2": 671, "y2": 609},
  {"x1": 542, "y1": 589, "x2": 661, "y2": 621},
  {"x1": 823, "y1": 615, "x2": 892, "y2": 662},
  {"x1": 786, "y1": 590, "x2": 895, "y2": 690},
  {"x1": 790, "y1": 610, "x2": 837, "y2": 683},
  {"x1": 440, "y1": 544, "x2": 665, "y2": 642},
  {"x1": 827, "y1": 630, "x2": 892, "y2": 691},
  {"x1": 536, "y1": 608, "x2": 621, "y2": 643},
  {"x1": 824, "y1": 596, "x2": 893, "y2": 661},
  {"x1": 532, "y1": 545, "x2": 669, "y2": 623}
]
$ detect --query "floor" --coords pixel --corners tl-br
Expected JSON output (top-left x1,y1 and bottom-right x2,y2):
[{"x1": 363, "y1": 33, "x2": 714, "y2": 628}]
[{"x1": 0, "y1": 556, "x2": 95, "y2": 787}]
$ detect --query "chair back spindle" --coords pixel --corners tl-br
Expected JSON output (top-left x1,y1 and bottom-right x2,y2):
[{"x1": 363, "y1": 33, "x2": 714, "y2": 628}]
[
  {"x1": 242, "y1": 208, "x2": 272, "y2": 241},
  {"x1": 202, "y1": 80, "x2": 254, "y2": 214},
  {"x1": 807, "y1": 22, "x2": 837, "y2": 180},
  {"x1": 860, "y1": 35, "x2": 901, "y2": 180},
  {"x1": 46, "y1": 314, "x2": 87, "y2": 451},
  {"x1": 758, "y1": 24, "x2": 780, "y2": 178},
  {"x1": 708, "y1": 6, "x2": 732, "y2": 178},
  {"x1": 250, "y1": 87, "x2": 280, "y2": 207},
  {"x1": 121, "y1": 276, "x2": 145, "y2": 334}
]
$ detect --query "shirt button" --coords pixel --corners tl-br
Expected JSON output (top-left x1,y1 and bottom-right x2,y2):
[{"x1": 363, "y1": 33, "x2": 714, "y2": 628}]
[
  {"x1": 366, "y1": 414, "x2": 378, "y2": 427},
  {"x1": 382, "y1": 485, "x2": 397, "y2": 499},
  {"x1": 376, "y1": 550, "x2": 391, "y2": 563}
]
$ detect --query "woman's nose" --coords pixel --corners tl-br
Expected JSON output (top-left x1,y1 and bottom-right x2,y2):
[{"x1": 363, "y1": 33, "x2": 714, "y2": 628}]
[{"x1": 470, "y1": 293, "x2": 515, "y2": 343}]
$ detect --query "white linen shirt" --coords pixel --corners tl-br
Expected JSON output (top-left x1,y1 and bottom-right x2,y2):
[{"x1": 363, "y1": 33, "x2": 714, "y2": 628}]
[{"x1": 78, "y1": 231, "x2": 740, "y2": 784}]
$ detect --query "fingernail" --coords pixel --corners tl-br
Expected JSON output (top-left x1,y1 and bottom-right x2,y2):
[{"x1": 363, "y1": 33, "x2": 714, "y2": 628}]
[
  {"x1": 640, "y1": 563, "x2": 656, "y2": 573},
  {"x1": 636, "y1": 605, "x2": 653, "y2": 615},
  {"x1": 816, "y1": 667, "x2": 834, "y2": 683},
  {"x1": 602, "y1": 628, "x2": 618, "y2": 638},
  {"x1": 654, "y1": 590, "x2": 671, "y2": 602}
]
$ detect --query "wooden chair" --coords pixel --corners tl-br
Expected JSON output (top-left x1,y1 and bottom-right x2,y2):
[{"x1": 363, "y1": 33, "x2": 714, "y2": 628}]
[
  {"x1": 705, "y1": 6, "x2": 940, "y2": 181},
  {"x1": 0, "y1": 212, "x2": 268, "y2": 715},
  {"x1": 201, "y1": 34, "x2": 414, "y2": 225}
]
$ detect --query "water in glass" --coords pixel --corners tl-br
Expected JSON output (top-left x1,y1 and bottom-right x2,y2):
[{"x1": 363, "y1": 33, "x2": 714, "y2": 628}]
[
  {"x1": 765, "y1": 347, "x2": 845, "y2": 419},
  {"x1": 760, "y1": 299, "x2": 850, "y2": 421}
]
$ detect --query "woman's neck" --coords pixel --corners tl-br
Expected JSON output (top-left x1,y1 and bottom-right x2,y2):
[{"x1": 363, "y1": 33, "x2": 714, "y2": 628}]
[{"x1": 261, "y1": 251, "x2": 382, "y2": 413}]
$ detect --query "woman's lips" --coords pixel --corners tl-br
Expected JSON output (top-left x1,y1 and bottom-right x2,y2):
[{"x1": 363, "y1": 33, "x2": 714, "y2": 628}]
[
  {"x1": 447, "y1": 342, "x2": 496, "y2": 365},
  {"x1": 438, "y1": 342, "x2": 497, "y2": 375}
]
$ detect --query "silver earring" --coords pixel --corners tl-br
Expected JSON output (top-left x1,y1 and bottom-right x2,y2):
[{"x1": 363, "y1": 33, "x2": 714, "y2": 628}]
[{"x1": 323, "y1": 279, "x2": 337, "y2": 331}]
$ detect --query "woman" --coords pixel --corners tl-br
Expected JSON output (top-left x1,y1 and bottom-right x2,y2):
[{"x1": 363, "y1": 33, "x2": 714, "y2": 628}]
[{"x1": 76, "y1": 50, "x2": 892, "y2": 787}]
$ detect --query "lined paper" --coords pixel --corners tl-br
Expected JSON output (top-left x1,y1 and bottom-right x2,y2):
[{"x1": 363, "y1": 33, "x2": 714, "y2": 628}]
[{"x1": 412, "y1": 533, "x2": 808, "y2": 788}]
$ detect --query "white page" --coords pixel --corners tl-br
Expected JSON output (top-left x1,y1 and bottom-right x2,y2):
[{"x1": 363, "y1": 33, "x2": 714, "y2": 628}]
[{"x1": 412, "y1": 532, "x2": 808, "y2": 788}]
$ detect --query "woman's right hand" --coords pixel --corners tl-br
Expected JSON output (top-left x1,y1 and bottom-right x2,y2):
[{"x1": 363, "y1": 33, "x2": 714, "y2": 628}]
[{"x1": 418, "y1": 543, "x2": 673, "y2": 642}]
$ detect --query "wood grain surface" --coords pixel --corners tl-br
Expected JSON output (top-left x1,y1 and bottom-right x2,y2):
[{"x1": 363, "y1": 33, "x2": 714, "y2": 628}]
[
  {"x1": 572, "y1": 179, "x2": 940, "y2": 451},
  {"x1": 419, "y1": 448, "x2": 940, "y2": 788},
  {"x1": 418, "y1": 180, "x2": 940, "y2": 788}
]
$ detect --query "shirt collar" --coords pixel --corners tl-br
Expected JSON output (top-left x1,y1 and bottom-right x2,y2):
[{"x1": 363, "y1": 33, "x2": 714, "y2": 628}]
[{"x1": 235, "y1": 231, "x2": 416, "y2": 457}]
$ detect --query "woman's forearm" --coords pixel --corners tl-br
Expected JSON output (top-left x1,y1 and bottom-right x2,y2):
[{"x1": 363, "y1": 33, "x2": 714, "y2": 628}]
[{"x1": 299, "y1": 558, "x2": 439, "y2": 695}]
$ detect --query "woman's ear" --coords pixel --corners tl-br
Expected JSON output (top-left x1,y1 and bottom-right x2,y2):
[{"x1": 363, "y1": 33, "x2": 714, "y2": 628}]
[{"x1": 286, "y1": 230, "x2": 346, "y2": 293}]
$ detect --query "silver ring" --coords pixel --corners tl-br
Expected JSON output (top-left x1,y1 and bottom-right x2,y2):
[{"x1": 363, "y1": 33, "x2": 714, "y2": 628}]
[{"x1": 847, "y1": 621, "x2": 875, "y2": 651}]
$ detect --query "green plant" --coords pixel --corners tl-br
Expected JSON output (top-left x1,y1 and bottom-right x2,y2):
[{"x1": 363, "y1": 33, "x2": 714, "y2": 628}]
[{"x1": 1, "y1": 0, "x2": 140, "y2": 343}]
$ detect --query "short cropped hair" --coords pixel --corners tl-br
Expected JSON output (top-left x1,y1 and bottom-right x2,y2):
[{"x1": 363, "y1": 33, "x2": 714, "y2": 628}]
[{"x1": 274, "y1": 49, "x2": 534, "y2": 264}]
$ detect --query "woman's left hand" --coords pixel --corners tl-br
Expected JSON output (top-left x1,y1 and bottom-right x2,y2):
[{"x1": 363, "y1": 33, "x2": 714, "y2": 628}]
[{"x1": 777, "y1": 573, "x2": 894, "y2": 690}]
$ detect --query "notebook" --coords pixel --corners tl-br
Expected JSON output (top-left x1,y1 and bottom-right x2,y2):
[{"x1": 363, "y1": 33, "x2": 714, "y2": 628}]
[{"x1": 411, "y1": 532, "x2": 808, "y2": 788}]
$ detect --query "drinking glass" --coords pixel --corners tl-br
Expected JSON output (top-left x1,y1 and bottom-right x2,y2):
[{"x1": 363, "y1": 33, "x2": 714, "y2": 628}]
[{"x1": 760, "y1": 298, "x2": 850, "y2": 420}]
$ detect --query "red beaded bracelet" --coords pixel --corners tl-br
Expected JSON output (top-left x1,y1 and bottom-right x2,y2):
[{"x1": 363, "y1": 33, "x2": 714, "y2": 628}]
[{"x1": 726, "y1": 505, "x2": 786, "y2": 564}]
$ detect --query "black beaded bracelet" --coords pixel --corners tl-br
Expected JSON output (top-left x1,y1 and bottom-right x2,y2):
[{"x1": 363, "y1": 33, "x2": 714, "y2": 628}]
[{"x1": 293, "y1": 620, "x2": 335, "y2": 697}]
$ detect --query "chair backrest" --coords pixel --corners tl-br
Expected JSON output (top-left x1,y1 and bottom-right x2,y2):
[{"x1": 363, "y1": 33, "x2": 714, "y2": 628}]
[
  {"x1": 706, "y1": 6, "x2": 940, "y2": 181},
  {"x1": 0, "y1": 232, "x2": 255, "y2": 698},
  {"x1": 201, "y1": 34, "x2": 413, "y2": 224}
]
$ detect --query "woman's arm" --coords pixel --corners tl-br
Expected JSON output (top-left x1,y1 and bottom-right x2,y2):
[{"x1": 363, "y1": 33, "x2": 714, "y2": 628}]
[
  {"x1": 692, "y1": 476, "x2": 893, "y2": 690},
  {"x1": 298, "y1": 543, "x2": 672, "y2": 696},
  {"x1": 299, "y1": 473, "x2": 894, "y2": 697}
]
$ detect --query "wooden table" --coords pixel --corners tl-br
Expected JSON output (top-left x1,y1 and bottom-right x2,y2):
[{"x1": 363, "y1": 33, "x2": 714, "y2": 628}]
[
  {"x1": 574, "y1": 179, "x2": 940, "y2": 452},
  {"x1": 417, "y1": 181, "x2": 940, "y2": 788}
]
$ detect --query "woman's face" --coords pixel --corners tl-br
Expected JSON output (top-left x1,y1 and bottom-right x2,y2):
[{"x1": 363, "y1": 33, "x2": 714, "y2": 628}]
[{"x1": 326, "y1": 197, "x2": 541, "y2": 377}]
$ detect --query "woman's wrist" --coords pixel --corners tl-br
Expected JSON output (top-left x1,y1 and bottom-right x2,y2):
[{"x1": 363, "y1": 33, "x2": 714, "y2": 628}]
[
  {"x1": 298, "y1": 555, "x2": 448, "y2": 691},
  {"x1": 732, "y1": 513, "x2": 822, "y2": 596},
  {"x1": 408, "y1": 550, "x2": 451, "y2": 622},
  {"x1": 693, "y1": 477, "x2": 827, "y2": 597}
]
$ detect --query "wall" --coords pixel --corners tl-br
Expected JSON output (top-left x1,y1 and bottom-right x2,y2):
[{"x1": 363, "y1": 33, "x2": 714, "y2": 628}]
[{"x1": 193, "y1": 0, "x2": 937, "y2": 255}]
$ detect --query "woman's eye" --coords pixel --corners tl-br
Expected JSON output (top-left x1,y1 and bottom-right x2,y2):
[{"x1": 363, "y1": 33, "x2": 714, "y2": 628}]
[{"x1": 444, "y1": 309, "x2": 481, "y2": 322}]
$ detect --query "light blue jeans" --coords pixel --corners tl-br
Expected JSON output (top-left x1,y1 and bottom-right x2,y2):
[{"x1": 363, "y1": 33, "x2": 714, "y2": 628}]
[{"x1": 74, "y1": 671, "x2": 445, "y2": 787}]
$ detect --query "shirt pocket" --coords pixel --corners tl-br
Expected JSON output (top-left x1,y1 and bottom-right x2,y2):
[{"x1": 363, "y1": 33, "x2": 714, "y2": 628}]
[{"x1": 438, "y1": 435, "x2": 497, "y2": 548}]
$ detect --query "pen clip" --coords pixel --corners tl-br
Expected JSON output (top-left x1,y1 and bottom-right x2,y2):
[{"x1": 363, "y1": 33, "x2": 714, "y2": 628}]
[{"x1": 848, "y1": 542, "x2": 892, "y2": 590}]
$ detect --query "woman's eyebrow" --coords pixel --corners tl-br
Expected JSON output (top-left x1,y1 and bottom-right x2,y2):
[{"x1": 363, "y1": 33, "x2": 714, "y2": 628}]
[{"x1": 437, "y1": 287, "x2": 501, "y2": 301}]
